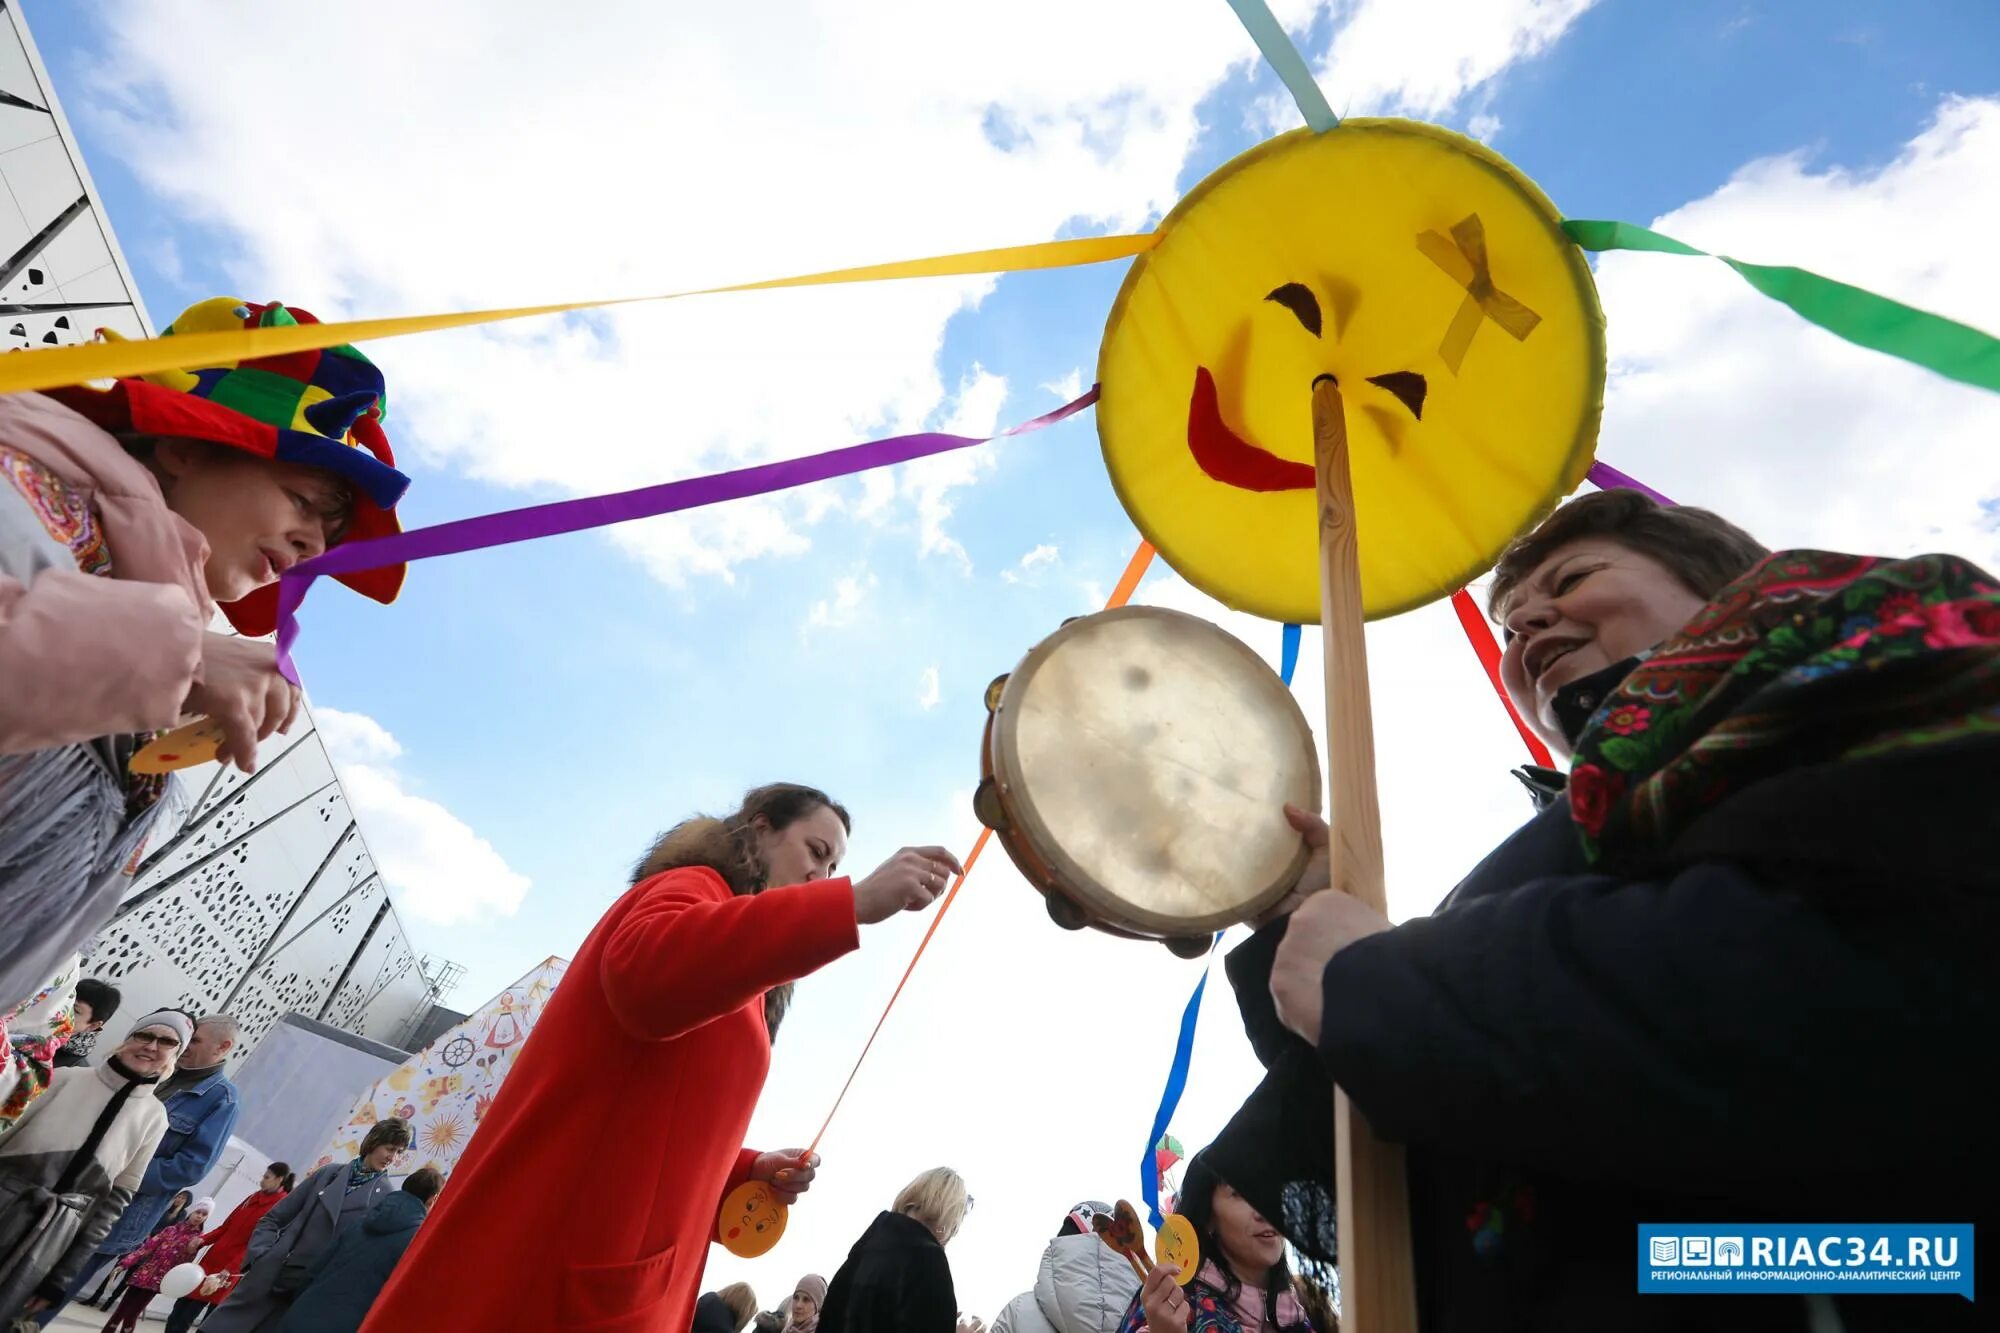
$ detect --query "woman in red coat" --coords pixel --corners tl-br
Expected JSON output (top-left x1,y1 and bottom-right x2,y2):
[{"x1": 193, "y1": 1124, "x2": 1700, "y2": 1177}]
[
  {"x1": 362, "y1": 783, "x2": 958, "y2": 1333},
  {"x1": 161, "y1": 1165, "x2": 292, "y2": 1333}
]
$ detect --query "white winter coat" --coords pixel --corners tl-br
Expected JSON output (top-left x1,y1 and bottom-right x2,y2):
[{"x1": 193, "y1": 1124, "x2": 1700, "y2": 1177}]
[{"x1": 990, "y1": 1234, "x2": 1141, "y2": 1333}]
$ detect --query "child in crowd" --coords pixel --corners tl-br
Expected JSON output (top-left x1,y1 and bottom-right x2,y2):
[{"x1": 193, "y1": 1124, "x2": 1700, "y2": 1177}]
[
  {"x1": 0, "y1": 298, "x2": 415, "y2": 1024},
  {"x1": 102, "y1": 1197, "x2": 213, "y2": 1333},
  {"x1": 1120, "y1": 1152, "x2": 1316, "y2": 1333}
]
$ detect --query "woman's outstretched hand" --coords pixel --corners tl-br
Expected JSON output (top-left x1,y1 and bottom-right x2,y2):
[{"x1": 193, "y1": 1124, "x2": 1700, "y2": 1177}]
[
  {"x1": 852, "y1": 845, "x2": 963, "y2": 925},
  {"x1": 749, "y1": 1149, "x2": 820, "y2": 1205}
]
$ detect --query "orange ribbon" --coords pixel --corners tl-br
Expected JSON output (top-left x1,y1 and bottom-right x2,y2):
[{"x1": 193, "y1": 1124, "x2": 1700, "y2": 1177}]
[{"x1": 804, "y1": 540, "x2": 1157, "y2": 1155}]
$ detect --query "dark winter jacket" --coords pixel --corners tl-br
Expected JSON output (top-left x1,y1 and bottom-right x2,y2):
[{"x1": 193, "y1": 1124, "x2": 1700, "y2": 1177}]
[
  {"x1": 1219, "y1": 655, "x2": 1994, "y2": 1333},
  {"x1": 819, "y1": 1210, "x2": 958, "y2": 1333},
  {"x1": 269, "y1": 1189, "x2": 428, "y2": 1333},
  {"x1": 691, "y1": 1292, "x2": 741, "y2": 1333}
]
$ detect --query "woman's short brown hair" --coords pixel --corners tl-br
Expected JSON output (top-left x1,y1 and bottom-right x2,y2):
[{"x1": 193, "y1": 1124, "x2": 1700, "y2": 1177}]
[
  {"x1": 359, "y1": 1118, "x2": 412, "y2": 1156},
  {"x1": 1488, "y1": 489, "x2": 1769, "y2": 617}
]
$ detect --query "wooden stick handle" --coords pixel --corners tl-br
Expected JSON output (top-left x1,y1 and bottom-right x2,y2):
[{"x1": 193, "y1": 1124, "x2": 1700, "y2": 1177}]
[{"x1": 1312, "y1": 376, "x2": 1418, "y2": 1332}]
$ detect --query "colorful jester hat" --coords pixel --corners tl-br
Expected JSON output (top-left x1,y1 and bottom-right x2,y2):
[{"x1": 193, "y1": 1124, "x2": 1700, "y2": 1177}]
[{"x1": 48, "y1": 297, "x2": 413, "y2": 636}]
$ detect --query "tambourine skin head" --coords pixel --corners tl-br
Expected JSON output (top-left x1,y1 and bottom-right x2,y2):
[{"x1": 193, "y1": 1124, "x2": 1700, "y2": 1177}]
[
  {"x1": 986, "y1": 606, "x2": 1319, "y2": 942},
  {"x1": 1097, "y1": 119, "x2": 1604, "y2": 623}
]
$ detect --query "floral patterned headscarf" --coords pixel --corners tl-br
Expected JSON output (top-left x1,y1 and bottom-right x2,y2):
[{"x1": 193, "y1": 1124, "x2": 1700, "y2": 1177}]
[{"x1": 1568, "y1": 549, "x2": 2000, "y2": 867}]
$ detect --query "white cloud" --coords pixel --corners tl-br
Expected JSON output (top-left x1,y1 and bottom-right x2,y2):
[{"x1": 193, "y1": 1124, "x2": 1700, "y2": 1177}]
[
  {"x1": 902, "y1": 366, "x2": 1010, "y2": 569},
  {"x1": 1309, "y1": 0, "x2": 1598, "y2": 121},
  {"x1": 805, "y1": 569, "x2": 878, "y2": 631},
  {"x1": 1041, "y1": 367, "x2": 1085, "y2": 401},
  {"x1": 1589, "y1": 95, "x2": 2000, "y2": 571},
  {"x1": 917, "y1": 665, "x2": 942, "y2": 710},
  {"x1": 80, "y1": 0, "x2": 1592, "y2": 592},
  {"x1": 311, "y1": 707, "x2": 401, "y2": 764},
  {"x1": 1000, "y1": 541, "x2": 1060, "y2": 583},
  {"x1": 312, "y1": 707, "x2": 530, "y2": 925},
  {"x1": 1468, "y1": 110, "x2": 1503, "y2": 141}
]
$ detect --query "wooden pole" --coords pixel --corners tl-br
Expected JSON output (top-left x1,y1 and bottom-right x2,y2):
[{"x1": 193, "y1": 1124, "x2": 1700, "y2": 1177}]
[{"x1": 1312, "y1": 375, "x2": 1418, "y2": 1330}]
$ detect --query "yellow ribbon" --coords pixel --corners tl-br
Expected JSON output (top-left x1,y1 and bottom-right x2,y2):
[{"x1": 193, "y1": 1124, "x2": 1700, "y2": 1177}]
[
  {"x1": 0, "y1": 233, "x2": 1159, "y2": 395},
  {"x1": 1415, "y1": 213, "x2": 1542, "y2": 375}
]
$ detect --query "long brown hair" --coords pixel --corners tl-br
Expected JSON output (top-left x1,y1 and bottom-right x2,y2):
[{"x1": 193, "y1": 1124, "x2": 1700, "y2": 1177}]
[{"x1": 631, "y1": 783, "x2": 851, "y2": 1040}]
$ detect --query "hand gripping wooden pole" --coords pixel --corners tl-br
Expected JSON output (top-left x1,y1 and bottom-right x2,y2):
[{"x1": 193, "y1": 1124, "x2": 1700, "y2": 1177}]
[{"x1": 1312, "y1": 375, "x2": 1418, "y2": 1330}]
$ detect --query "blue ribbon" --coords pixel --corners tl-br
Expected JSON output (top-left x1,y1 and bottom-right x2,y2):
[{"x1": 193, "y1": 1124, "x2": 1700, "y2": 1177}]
[
  {"x1": 1141, "y1": 962, "x2": 1215, "y2": 1229},
  {"x1": 1138, "y1": 623, "x2": 1304, "y2": 1227}
]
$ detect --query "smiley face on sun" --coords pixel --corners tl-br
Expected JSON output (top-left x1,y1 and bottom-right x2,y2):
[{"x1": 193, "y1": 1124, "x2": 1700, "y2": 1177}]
[{"x1": 1097, "y1": 119, "x2": 1606, "y2": 623}]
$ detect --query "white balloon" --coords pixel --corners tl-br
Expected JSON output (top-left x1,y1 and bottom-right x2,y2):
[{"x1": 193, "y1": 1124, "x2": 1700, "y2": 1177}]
[{"x1": 159, "y1": 1262, "x2": 206, "y2": 1300}]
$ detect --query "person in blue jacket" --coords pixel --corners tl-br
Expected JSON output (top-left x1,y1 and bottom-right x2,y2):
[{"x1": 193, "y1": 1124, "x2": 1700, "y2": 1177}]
[
  {"x1": 270, "y1": 1167, "x2": 443, "y2": 1333},
  {"x1": 36, "y1": 1012, "x2": 240, "y2": 1324}
]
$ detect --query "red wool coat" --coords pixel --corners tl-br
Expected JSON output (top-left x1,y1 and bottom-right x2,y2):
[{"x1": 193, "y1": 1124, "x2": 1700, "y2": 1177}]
[
  {"x1": 193, "y1": 1186, "x2": 286, "y2": 1304},
  {"x1": 362, "y1": 867, "x2": 860, "y2": 1333}
]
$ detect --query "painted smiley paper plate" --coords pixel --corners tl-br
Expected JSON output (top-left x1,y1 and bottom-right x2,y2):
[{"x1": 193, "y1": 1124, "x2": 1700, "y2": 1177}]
[
  {"x1": 1155, "y1": 1212, "x2": 1200, "y2": 1287},
  {"x1": 130, "y1": 718, "x2": 227, "y2": 775},
  {"x1": 716, "y1": 1180, "x2": 788, "y2": 1258},
  {"x1": 1097, "y1": 119, "x2": 1604, "y2": 624}
]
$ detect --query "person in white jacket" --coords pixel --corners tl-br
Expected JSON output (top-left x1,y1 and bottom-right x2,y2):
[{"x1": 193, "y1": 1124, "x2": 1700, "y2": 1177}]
[{"x1": 991, "y1": 1203, "x2": 1140, "y2": 1333}]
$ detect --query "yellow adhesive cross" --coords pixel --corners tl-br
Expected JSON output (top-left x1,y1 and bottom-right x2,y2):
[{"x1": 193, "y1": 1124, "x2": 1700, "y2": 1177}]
[{"x1": 1416, "y1": 212, "x2": 1543, "y2": 374}]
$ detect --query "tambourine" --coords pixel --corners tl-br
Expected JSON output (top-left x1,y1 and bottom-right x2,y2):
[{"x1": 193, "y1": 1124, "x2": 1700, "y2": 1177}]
[{"x1": 976, "y1": 606, "x2": 1319, "y2": 956}]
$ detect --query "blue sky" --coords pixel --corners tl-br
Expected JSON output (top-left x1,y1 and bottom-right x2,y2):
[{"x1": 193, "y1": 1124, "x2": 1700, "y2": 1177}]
[{"x1": 23, "y1": 0, "x2": 2000, "y2": 1315}]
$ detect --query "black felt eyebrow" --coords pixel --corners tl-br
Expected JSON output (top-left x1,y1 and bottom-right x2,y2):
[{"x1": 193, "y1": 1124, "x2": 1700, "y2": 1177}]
[
  {"x1": 1365, "y1": 371, "x2": 1427, "y2": 419},
  {"x1": 1265, "y1": 283, "x2": 1322, "y2": 338}
]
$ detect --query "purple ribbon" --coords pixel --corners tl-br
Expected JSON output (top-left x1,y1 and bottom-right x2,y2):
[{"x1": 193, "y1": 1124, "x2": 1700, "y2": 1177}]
[
  {"x1": 276, "y1": 386, "x2": 1101, "y2": 680},
  {"x1": 1586, "y1": 459, "x2": 1674, "y2": 506}
]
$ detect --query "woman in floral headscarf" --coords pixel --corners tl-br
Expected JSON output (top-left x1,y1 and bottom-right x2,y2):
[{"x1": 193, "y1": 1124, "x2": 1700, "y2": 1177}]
[{"x1": 1227, "y1": 490, "x2": 1995, "y2": 1332}]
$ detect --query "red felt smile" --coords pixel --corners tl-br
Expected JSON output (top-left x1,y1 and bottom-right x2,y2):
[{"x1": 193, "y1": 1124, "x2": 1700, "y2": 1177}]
[{"x1": 1186, "y1": 366, "x2": 1314, "y2": 492}]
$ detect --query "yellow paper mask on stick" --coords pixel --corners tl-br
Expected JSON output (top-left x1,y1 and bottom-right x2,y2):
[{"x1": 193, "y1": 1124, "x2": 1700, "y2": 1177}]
[{"x1": 1097, "y1": 119, "x2": 1605, "y2": 624}]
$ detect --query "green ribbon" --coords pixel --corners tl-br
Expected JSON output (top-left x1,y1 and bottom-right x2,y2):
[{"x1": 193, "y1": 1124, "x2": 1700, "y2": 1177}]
[{"x1": 1563, "y1": 219, "x2": 2000, "y2": 395}]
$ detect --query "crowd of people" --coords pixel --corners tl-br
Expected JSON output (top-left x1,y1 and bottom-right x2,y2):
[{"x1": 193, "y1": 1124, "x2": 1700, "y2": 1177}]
[
  {"x1": 0, "y1": 988, "x2": 438, "y2": 1333},
  {"x1": 686, "y1": 1164, "x2": 1344, "y2": 1333},
  {"x1": 0, "y1": 286, "x2": 1993, "y2": 1333}
]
